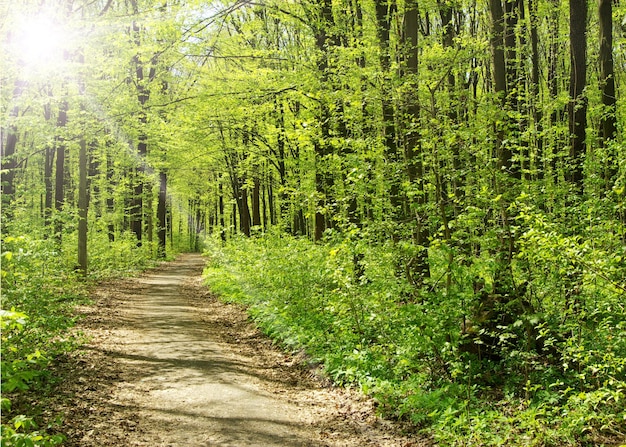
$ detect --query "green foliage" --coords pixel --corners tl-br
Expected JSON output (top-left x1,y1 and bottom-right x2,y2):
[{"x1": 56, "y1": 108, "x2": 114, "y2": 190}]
[
  {"x1": 0, "y1": 415, "x2": 65, "y2": 447},
  {"x1": 203, "y1": 228, "x2": 626, "y2": 446},
  {"x1": 0, "y1": 232, "x2": 156, "y2": 444},
  {"x1": 3, "y1": 0, "x2": 626, "y2": 445}
]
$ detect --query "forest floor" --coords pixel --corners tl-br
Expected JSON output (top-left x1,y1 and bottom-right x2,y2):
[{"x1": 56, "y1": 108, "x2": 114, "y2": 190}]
[{"x1": 52, "y1": 253, "x2": 428, "y2": 446}]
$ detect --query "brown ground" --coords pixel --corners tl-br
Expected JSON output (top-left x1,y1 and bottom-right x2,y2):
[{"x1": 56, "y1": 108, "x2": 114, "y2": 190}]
[{"x1": 53, "y1": 253, "x2": 429, "y2": 446}]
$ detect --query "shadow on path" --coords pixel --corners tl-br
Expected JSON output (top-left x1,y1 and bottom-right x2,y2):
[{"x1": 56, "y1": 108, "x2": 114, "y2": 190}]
[{"x1": 68, "y1": 253, "x2": 426, "y2": 447}]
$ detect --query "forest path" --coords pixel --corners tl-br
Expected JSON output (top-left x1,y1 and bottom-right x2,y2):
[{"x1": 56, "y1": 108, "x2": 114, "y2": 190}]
[{"x1": 61, "y1": 253, "x2": 424, "y2": 446}]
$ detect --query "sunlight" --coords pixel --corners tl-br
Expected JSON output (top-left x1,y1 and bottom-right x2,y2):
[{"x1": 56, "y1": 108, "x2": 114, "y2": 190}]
[{"x1": 11, "y1": 14, "x2": 69, "y2": 71}]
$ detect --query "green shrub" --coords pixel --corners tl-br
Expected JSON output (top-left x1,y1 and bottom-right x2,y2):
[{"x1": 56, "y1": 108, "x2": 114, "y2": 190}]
[{"x1": 202, "y1": 228, "x2": 626, "y2": 446}]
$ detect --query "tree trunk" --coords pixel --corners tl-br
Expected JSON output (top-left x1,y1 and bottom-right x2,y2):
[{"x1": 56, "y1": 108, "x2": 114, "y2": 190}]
[
  {"x1": 309, "y1": 0, "x2": 337, "y2": 241},
  {"x1": 219, "y1": 181, "x2": 226, "y2": 242},
  {"x1": 274, "y1": 99, "x2": 289, "y2": 229},
  {"x1": 548, "y1": 0, "x2": 561, "y2": 176},
  {"x1": 489, "y1": 0, "x2": 507, "y2": 99},
  {"x1": 375, "y1": 0, "x2": 402, "y2": 222},
  {"x1": 77, "y1": 50, "x2": 88, "y2": 275},
  {"x1": 106, "y1": 150, "x2": 116, "y2": 242},
  {"x1": 1, "y1": 79, "x2": 26, "y2": 226},
  {"x1": 54, "y1": 101, "x2": 68, "y2": 243},
  {"x1": 268, "y1": 173, "x2": 276, "y2": 226},
  {"x1": 78, "y1": 135, "x2": 88, "y2": 275},
  {"x1": 598, "y1": 0, "x2": 617, "y2": 184},
  {"x1": 129, "y1": 19, "x2": 156, "y2": 245},
  {"x1": 506, "y1": 0, "x2": 526, "y2": 180},
  {"x1": 528, "y1": 0, "x2": 543, "y2": 179},
  {"x1": 157, "y1": 170, "x2": 167, "y2": 257},
  {"x1": 252, "y1": 174, "x2": 261, "y2": 229},
  {"x1": 404, "y1": 0, "x2": 430, "y2": 283},
  {"x1": 44, "y1": 147, "x2": 54, "y2": 231},
  {"x1": 239, "y1": 187, "x2": 251, "y2": 236},
  {"x1": 567, "y1": 0, "x2": 587, "y2": 193}
]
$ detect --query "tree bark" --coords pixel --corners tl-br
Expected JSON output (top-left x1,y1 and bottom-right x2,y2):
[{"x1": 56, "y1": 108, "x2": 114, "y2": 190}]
[
  {"x1": 528, "y1": 0, "x2": 543, "y2": 179},
  {"x1": 567, "y1": 0, "x2": 587, "y2": 193},
  {"x1": 43, "y1": 90, "x2": 55, "y2": 232},
  {"x1": 309, "y1": 0, "x2": 337, "y2": 241},
  {"x1": 489, "y1": 0, "x2": 507, "y2": 99},
  {"x1": 403, "y1": 0, "x2": 430, "y2": 283},
  {"x1": 78, "y1": 136, "x2": 88, "y2": 274},
  {"x1": 598, "y1": 0, "x2": 617, "y2": 184},
  {"x1": 78, "y1": 51, "x2": 88, "y2": 275},
  {"x1": 157, "y1": 170, "x2": 167, "y2": 257},
  {"x1": 219, "y1": 181, "x2": 226, "y2": 242},
  {"x1": 54, "y1": 101, "x2": 68, "y2": 243},
  {"x1": 129, "y1": 19, "x2": 157, "y2": 244},
  {"x1": 1, "y1": 79, "x2": 26, "y2": 225},
  {"x1": 252, "y1": 174, "x2": 261, "y2": 229},
  {"x1": 548, "y1": 0, "x2": 561, "y2": 175},
  {"x1": 375, "y1": 0, "x2": 402, "y2": 222},
  {"x1": 106, "y1": 149, "x2": 116, "y2": 242}
]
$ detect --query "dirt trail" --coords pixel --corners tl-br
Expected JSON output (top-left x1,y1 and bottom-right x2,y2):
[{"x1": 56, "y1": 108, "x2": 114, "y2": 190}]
[{"x1": 60, "y1": 254, "x2": 426, "y2": 446}]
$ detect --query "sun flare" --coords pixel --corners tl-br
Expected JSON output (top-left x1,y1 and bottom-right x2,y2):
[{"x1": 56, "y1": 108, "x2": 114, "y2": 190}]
[{"x1": 11, "y1": 14, "x2": 69, "y2": 70}]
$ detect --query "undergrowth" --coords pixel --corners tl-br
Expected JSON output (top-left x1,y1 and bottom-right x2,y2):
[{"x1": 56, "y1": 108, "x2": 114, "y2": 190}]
[
  {"x1": 202, "y1": 226, "x2": 626, "y2": 447},
  {"x1": 0, "y1": 232, "x2": 163, "y2": 446}
]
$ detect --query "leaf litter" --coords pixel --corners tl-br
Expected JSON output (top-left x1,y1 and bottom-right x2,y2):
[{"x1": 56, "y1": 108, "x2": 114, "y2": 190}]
[{"x1": 49, "y1": 253, "x2": 429, "y2": 446}]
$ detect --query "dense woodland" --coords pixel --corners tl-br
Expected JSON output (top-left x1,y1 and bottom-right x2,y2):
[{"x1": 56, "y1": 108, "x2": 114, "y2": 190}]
[{"x1": 1, "y1": 0, "x2": 625, "y2": 445}]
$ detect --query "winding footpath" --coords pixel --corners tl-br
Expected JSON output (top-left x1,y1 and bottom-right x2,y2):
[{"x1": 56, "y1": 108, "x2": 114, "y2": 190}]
[{"x1": 64, "y1": 254, "x2": 425, "y2": 446}]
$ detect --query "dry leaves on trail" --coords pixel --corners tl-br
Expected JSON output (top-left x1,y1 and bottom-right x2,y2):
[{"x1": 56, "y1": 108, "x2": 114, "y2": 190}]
[{"x1": 49, "y1": 255, "x2": 428, "y2": 447}]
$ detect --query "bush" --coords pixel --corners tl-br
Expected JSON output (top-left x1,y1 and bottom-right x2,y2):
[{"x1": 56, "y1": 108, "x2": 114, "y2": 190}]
[
  {"x1": 0, "y1": 232, "x2": 157, "y2": 445},
  {"x1": 202, "y1": 228, "x2": 626, "y2": 446}
]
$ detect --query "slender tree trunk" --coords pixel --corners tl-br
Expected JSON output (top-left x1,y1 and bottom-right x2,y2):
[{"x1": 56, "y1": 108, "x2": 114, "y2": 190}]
[
  {"x1": 489, "y1": 0, "x2": 507, "y2": 99},
  {"x1": 88, "y1": 142, "x2": 99, "y2": 216},
  {"x1": 54, "y1": 101, "x2": 68, "y2": 243},
  {"x1": 130, "y1": 170, "x2": 143, "y2": 243},
  {"x1": 146, "y1": 189, "x2": 153, "y2": 244},
  {"x1": 375, "y1": 0, "x2": 402, "y2": 222},
  {"x1": 567, "y1": 0, "x2": 587, "y2": 193},
  {"x1": 167, "y1": 198, "x2": 173, "y2": 245},
  {"x1": 106, "y1": 150, "x2": 115, "y2": 242},
  {"x1": 268, "y1": 172, "x2": 276, "y2": 226},
  {"x1": 404, "y1": 0, "x2": 430, "y2": 283},
  {"x1": 275, "y1": 99, "x2": 289, "y2": 229},
  {"x1": 529, "y1": 0, "x2": 543, "y2": 179},
  {"x1": 309, "y1": 0, "x2": 337, "y2": 241},
  {"x1": 1, "y1": 79, "x2": 26, "y2": 226},
  {"x1": 44, "y1": 147, "x2": 54, "y2": 231},
  {"x1": 262, "y1": 177, "x2": 268, "y2": 230},
  {"x1": 219, "y1": 181, "x2": 226, "y2": 242},
  {"x1": 489, "y1": 0, "x2": 510, "y2": 180},
  {"x1": 77, "y1": 51, "x2": 88, "y2": 275},
  {"x1": 507, "y1": 0, "x2": 527, "y2": 180},
  {"x1": 240, "y1": 187, "x2": 251, "y2": 236},
  {"x1": 42, "y1": 94, "x2": 55, "y2": 233},
  {"x1": 78, "y1": 136, "x2": 88, "y2": 274},
  {"x1": 252, "y1": 174, "x2": 261, "y2": 228},
  {"x1": 548, "y1": 0, "x2": 561, "y2": 176},
  {"x1": 129, "y1": 19, "x2": 156, "y2": 245},
  {"x1": 157, "y1": 170, "x2": 167, "y2": 257},
  {"x1": 598, "y1": 0, "x2": 617, "y2": 185}
]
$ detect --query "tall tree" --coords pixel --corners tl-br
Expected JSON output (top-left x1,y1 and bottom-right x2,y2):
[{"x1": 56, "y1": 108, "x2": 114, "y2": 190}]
[
  {"x1": 375, "y1": 0, "x2": 402, "y2": 224},
  {"x1": 598, "y1": 0, "x2": 617, "y2": 185},
  {"x1": 402, "y1": 0, "x2": 430, "y2": 283},
  {"x1": 1, "y1": 77, "x2": 26, "y2": 224},
  {"x1": 157, "y1": 170, "x2": 167, "y2": 257},
  {"x1": 54, "y1": 99, "x2": 68, "y2": 243},
  {"x1": 567, "y1": 0, "x2": 587, "y2": 193},
  {"x1": 308, "y1": 0, "x2": 339, "y2": 241}
]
